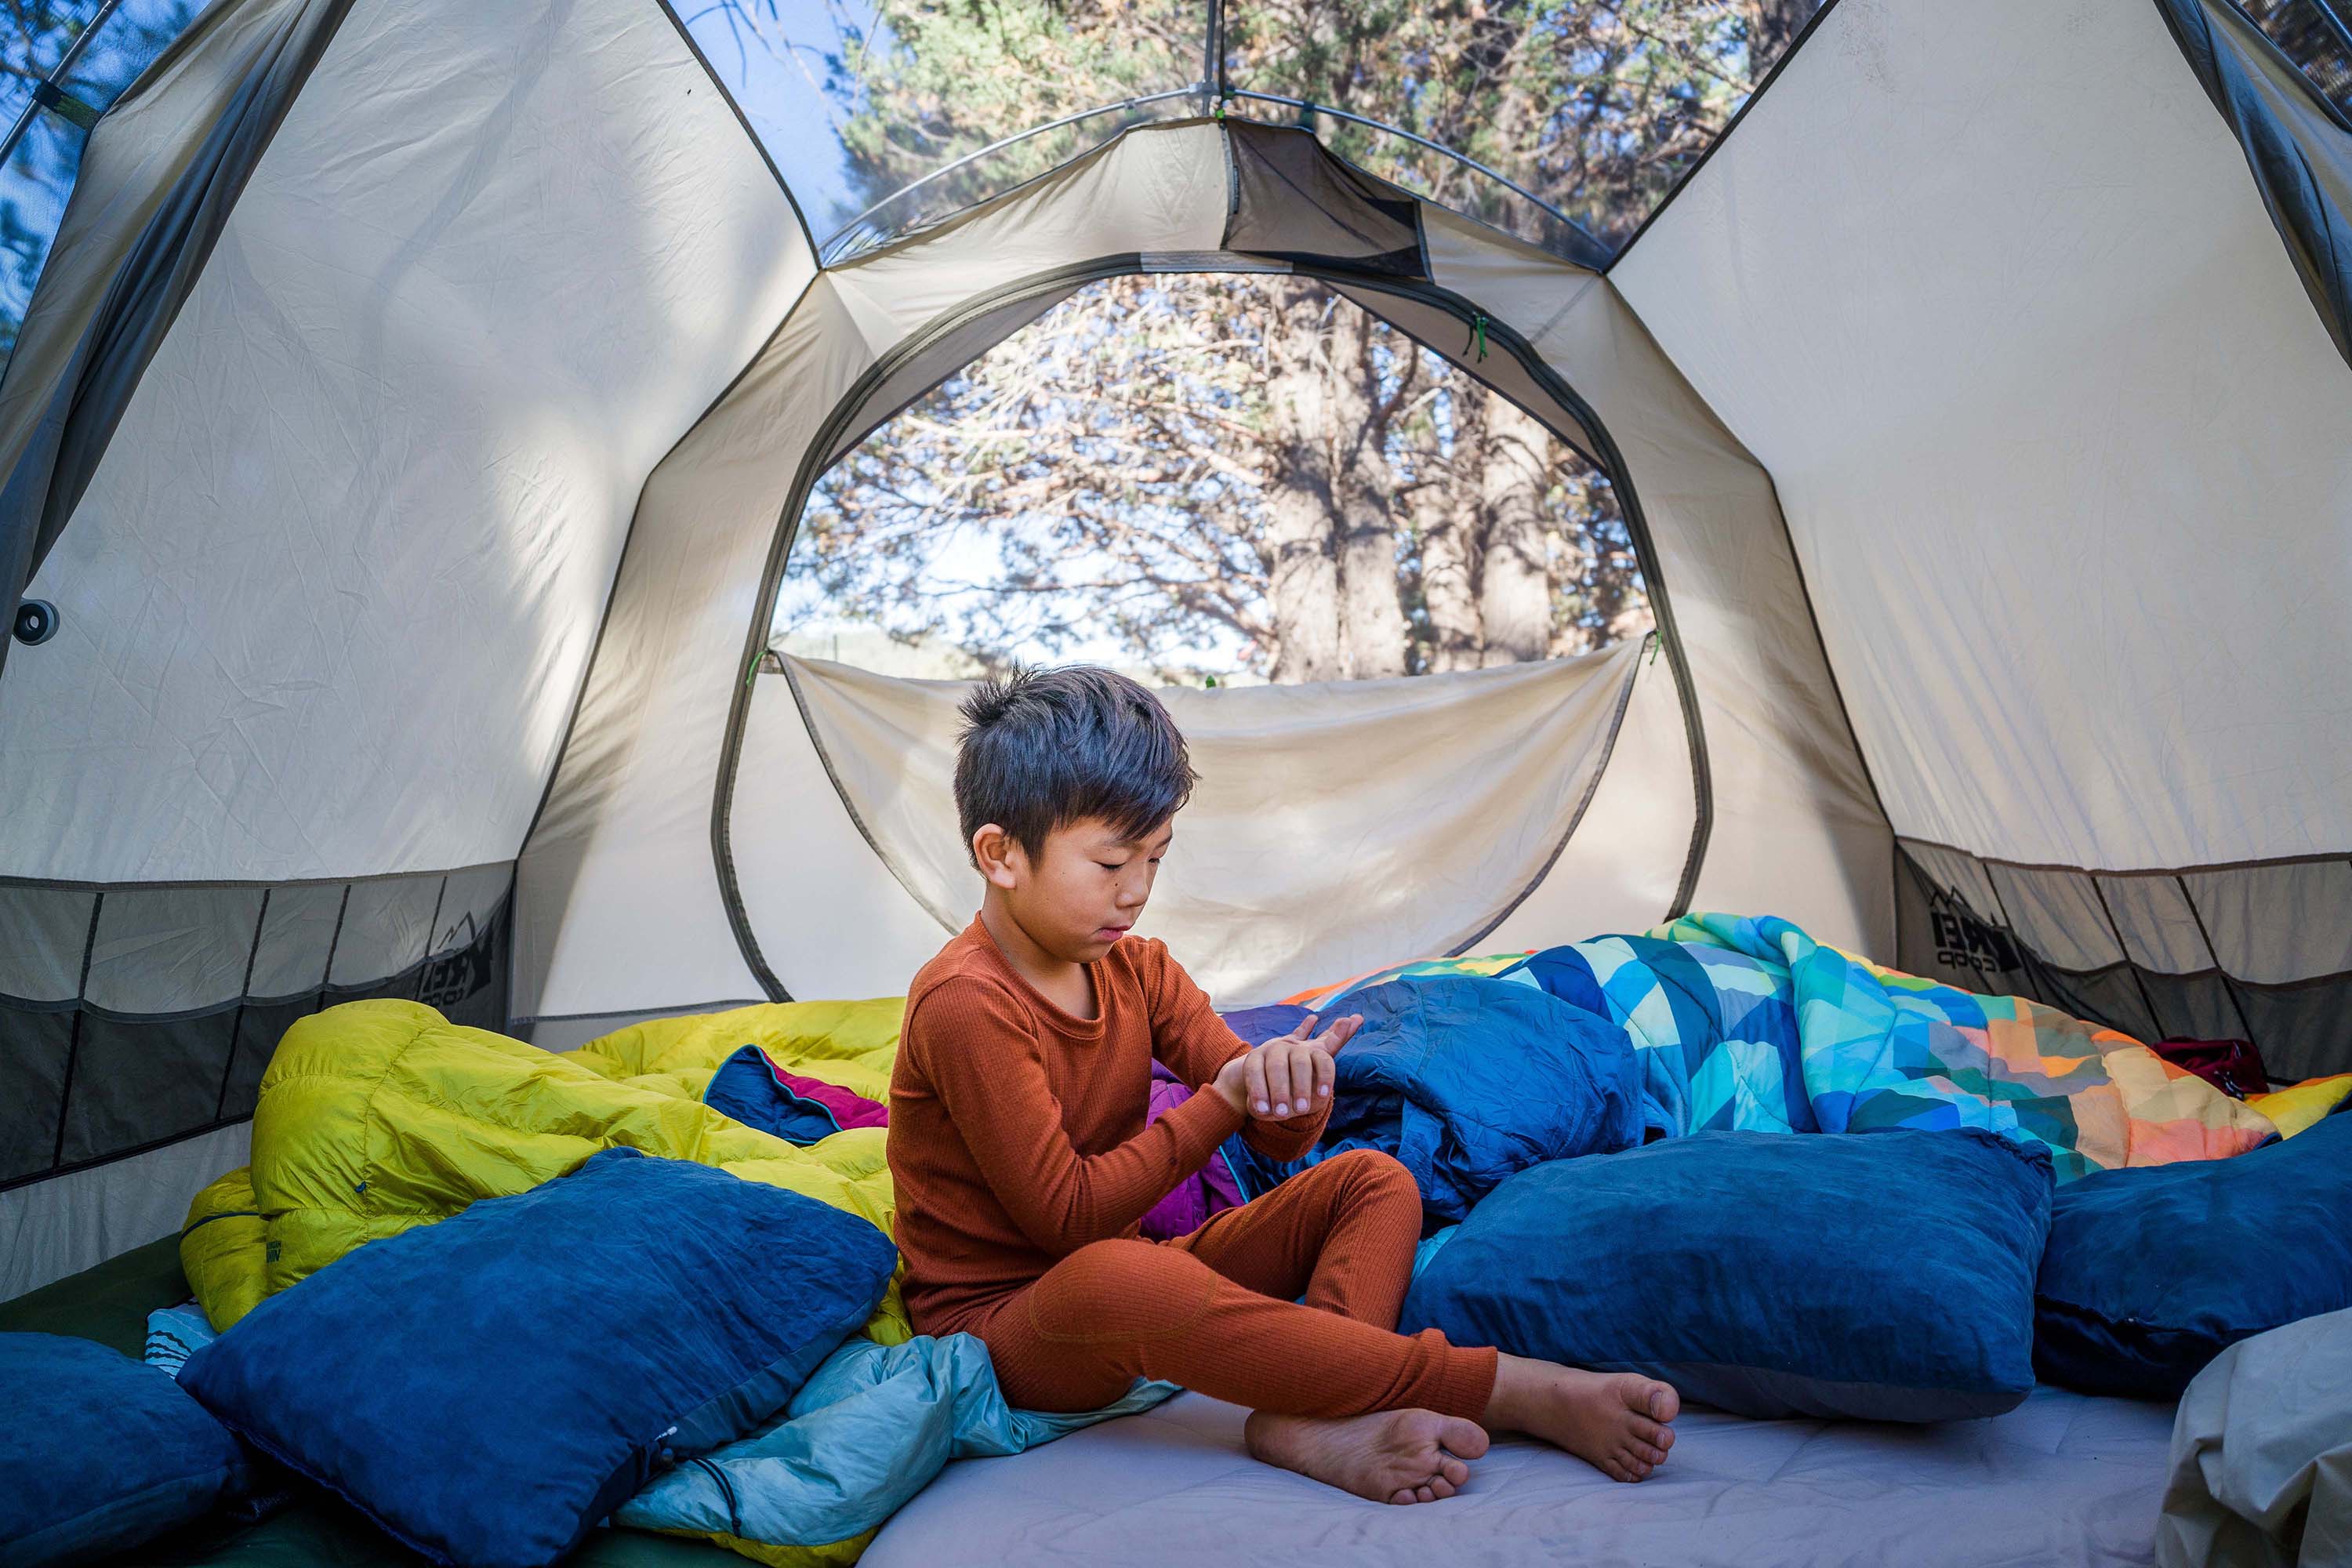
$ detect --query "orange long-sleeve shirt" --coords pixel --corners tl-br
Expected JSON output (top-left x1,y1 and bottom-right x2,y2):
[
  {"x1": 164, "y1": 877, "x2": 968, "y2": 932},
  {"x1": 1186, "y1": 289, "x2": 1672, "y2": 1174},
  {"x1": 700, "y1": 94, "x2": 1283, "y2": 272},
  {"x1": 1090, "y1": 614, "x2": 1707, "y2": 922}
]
[{"x1": 888, "y1": 917, "x2": 1330, "y2": 1335}]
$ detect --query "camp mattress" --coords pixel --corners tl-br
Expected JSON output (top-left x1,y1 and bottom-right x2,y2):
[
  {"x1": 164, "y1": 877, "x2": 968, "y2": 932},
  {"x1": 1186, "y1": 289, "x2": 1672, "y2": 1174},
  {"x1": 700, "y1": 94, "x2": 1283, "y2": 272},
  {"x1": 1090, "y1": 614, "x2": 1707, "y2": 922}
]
[{"x1": 862, "y1": 1385, "x2": 2177, "y2": 1567}]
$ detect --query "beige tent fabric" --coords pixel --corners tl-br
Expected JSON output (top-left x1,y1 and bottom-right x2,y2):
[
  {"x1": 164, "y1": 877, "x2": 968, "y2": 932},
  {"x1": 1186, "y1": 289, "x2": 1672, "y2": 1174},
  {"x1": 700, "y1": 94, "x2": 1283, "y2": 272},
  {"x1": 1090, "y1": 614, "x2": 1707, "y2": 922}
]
[
  {"x1": 520, "y1": 117, "x2": 1892, "y2": 1018},
  {"x1": 1609, "y1": 0, "x2": 2352, "y2": 872},
  {"x1": 0, "y1": 0, "x2": 808, "y2": 883},
  {"x1": 1418, "y1": 207, "x2": 1894, "y2": 955},
  {"x1": 775, "y1": 643, "x2": 1640, "y2": 1007},
  {"x1": 1484, "y1": 645, "x2": 1697, "y2": 950},
  {"x1": 722, "y1": 642, "x2": 1691, "y2": 1006},
  {"x1": 517, "y1": 123, "x2": 1231, "y2": 1022}
]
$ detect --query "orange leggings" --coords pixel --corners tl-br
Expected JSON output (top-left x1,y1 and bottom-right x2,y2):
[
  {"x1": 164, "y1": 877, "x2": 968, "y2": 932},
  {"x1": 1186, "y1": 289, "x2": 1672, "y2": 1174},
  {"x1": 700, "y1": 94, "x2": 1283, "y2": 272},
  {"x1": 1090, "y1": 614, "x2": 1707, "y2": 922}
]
[{"x1": 967, "y1": 1148, "x2": 1498, "y2": 1421}]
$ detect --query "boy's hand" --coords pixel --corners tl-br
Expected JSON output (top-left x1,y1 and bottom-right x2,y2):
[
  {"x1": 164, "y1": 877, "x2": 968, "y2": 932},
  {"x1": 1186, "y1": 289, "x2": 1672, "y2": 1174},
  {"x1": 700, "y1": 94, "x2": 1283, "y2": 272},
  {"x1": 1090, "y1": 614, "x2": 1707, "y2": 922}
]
[{"x1": 1213, "y1": 1012, "x2": 1362, "y2": 1120}]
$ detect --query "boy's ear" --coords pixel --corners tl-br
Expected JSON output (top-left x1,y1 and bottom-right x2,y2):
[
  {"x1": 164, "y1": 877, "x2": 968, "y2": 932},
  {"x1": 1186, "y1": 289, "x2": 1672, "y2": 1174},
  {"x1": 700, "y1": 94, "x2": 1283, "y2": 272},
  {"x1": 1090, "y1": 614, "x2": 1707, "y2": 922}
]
[{"x1": 971, "y1": 824, "x2": 1022, "y2": 890}]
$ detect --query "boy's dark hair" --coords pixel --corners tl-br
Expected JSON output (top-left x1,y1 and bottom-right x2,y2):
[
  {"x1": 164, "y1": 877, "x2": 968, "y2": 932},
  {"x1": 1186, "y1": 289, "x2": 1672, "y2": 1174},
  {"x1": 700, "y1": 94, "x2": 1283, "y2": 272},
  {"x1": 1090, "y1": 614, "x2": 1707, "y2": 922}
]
[{"x1": 955, "y1": 666, "x2": 1196, "y2": 866}]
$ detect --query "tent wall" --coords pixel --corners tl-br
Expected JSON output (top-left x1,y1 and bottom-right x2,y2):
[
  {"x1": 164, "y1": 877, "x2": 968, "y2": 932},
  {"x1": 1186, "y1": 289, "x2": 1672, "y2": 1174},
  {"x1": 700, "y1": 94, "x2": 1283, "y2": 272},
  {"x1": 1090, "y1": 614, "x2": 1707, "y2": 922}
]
[
  {"x1": 722, "y1": 641, "x2": 1697, "y2": 1007},
  {"x1": 0, "y1": 0, "x2": 809, "y2": 885},
  {"x1": 1417, "y1": 208, "x2": 1895, "y2": 951},
  {"x1": 1610, "y1": 0, "x2": 2352, "y2": 1065},
  {"x1": 763, "y1": 646, "x2": 1642, "y2": 1009},
  {"x1": 1892, "y1": 841, "x2": 2352, "y2": 1082},
  {"x1": 516, "y1": 124, "x2": 1233, "y2": 1027},
  {"x1": 0, "y1": 0, "x2": 811, "y2": 1290},
  {"x1": 520, "y1": 118, "x2": 1889, "y2": 1028},
  {"x1": 0, "y1": 1122, "x2": 251, "y2": 1302}
]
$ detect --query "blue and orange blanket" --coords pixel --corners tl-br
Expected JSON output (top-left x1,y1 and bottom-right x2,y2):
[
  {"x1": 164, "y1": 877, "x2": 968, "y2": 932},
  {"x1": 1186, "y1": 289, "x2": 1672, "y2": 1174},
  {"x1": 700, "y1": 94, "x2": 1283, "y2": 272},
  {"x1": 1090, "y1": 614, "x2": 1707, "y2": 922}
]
[{"x1": 1287, "y1": 912, "x2": 2278, "y2": 1183}]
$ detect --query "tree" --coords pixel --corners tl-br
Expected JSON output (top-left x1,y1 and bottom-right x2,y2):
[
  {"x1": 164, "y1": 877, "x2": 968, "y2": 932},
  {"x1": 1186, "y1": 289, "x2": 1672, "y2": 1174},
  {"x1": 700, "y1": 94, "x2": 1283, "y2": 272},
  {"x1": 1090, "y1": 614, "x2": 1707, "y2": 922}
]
[
  {"x1": 783, "y1": 271, "x2": 1649, "y2": 682},
  {"x1": 719, "y1": 2, "x2": 1815, "y2": 681}
]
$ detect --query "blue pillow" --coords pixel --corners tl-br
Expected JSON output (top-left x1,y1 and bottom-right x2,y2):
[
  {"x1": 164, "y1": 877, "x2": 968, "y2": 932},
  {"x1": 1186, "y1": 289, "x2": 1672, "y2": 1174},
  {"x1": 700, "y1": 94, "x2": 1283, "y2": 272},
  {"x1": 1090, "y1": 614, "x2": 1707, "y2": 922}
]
[
  {"x1": 0, "y1": 1333, "x2": 251, "y2": 1567},
  {"x1": 181, "y1": 1147, "x2": 897, "y2": 1568},
  {"x1": 2035, "y1": 1110, "x2": 2352, "y2": 1399},
  {"x1": 1401, "y1": 1127, "x2": 2053, "y2": 1421}
]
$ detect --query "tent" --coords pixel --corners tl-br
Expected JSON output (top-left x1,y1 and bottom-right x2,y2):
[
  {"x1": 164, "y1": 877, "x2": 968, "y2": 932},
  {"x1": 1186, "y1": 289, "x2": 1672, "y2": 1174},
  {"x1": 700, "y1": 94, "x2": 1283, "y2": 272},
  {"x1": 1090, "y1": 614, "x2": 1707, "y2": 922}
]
[{"x1": 0, "y1": 0, "x2": 2347, "y2": 1305}]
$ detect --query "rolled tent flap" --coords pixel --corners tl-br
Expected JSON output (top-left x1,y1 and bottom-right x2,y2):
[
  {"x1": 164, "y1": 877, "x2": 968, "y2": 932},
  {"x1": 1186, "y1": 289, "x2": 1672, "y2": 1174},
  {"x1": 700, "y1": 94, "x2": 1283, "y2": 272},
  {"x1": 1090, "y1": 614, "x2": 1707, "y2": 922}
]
[
  {"x1": 2154, "y1": 0, "x2": 2352, "y2": 372},
  {"x1": 775, "y1": 641, "x2": 1642, "y2": 1008}
]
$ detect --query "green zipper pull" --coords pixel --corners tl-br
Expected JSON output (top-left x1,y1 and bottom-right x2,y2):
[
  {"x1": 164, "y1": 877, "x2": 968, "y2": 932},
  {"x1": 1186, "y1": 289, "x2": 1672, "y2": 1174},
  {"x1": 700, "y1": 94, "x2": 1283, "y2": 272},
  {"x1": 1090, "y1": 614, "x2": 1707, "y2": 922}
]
[
  {"x1": 744, "y1": 649, "x2": 764, "y2": 688},
  {"x1": 1465, "y1": 312, "x2": 1489, "y2": 362}
]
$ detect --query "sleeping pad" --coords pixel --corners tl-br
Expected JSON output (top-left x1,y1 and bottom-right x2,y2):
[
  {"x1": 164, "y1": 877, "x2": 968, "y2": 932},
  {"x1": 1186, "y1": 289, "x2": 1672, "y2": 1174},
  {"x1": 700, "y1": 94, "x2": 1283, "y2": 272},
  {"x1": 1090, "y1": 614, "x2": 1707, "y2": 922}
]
[{"x1": 173, "y1": 996, "x2": 1174, "y2": 1568}]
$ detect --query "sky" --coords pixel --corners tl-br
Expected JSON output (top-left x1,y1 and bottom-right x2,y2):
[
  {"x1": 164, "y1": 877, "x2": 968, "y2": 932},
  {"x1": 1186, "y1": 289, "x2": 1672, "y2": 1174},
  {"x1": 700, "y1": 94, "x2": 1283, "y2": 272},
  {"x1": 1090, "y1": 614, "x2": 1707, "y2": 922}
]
[{"x1": 677, "y1": 1, "x2": 882, "y2": 238}]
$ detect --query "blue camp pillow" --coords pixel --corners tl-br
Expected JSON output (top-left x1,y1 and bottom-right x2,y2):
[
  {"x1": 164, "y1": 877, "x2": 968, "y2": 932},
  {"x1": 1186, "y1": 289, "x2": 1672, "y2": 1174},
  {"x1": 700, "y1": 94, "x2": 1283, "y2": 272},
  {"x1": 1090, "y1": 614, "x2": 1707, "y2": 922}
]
[
  {"x1": 0, "y1": 1332, "x2": 252, "y2": 1567},
  {"x1": 1401, "y1": 1127, "x2": 2053, "y2": 1421},
  {"x1": 2034, "y1": 1109, "x2": 2352, "y2": 1399},
  {"x1": 181, "y1": 1147, "x2": 897, "y2": 1568}
]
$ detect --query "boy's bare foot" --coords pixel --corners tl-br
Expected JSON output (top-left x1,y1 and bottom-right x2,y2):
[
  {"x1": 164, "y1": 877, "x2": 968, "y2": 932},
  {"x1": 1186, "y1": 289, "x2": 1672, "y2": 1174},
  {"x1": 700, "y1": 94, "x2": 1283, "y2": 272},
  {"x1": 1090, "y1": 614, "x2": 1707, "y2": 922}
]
[
  {"x1": 1243, "y1": 1407, "x2": 1490, "y2": 1504},
  {"x1": 1483, "y1": 1353, "x2": 1679, "y2": 1483}
]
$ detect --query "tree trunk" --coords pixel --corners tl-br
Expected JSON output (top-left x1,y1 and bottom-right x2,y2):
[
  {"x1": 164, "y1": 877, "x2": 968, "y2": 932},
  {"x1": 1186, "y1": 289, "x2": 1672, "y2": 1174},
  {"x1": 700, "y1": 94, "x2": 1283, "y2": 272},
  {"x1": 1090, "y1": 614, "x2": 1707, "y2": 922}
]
[
  {"x1": 1262, "y1": 285, "x2": 1343, "y2": 683},
  {"x1": 1748, "y1": 0, "x2": 1813, "y2": 67},
  {"x1": 1478, "y1": 397, "x2": 1553, "y2": 666},
  {"x1": 1327, "y1": 308, "x2": 1408, "y2": 679},
  {"x1": 1420, "y1": 396, "x2": 1484, "y2": 671}
]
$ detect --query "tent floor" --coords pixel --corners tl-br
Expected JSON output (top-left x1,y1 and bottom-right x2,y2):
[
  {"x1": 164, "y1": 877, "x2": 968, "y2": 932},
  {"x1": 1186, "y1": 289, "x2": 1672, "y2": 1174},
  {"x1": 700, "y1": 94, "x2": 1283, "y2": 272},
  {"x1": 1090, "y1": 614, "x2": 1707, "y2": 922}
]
[
  {"x1": 0, "y1": 1237, "x2": 737, "y2": 1568},
  {"x1": 862, "y1": 1381, "x2": 2180, "y2": 1567},
  {"x1": 5, "y1": 1240, "x2": 2183, "y2": 1566}
]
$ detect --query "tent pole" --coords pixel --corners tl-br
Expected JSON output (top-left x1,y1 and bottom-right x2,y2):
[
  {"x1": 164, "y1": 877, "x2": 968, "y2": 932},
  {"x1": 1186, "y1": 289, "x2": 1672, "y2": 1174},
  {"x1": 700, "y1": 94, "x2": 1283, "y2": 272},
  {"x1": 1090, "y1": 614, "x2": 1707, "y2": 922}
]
[
  {"x1": 0, "y1": 0, "x2": 127, "y2": 172},
  {"x1": 1200, "y1": 0, "x2": 1223, "y2": 111}
]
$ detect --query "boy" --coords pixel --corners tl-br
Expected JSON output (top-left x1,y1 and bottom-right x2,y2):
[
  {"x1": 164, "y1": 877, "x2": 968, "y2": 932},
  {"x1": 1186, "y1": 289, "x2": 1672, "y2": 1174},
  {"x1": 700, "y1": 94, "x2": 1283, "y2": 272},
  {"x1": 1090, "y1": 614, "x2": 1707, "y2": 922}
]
[{"x1": 887, "y1": 666, "x2": 1678, "y2": 1504}]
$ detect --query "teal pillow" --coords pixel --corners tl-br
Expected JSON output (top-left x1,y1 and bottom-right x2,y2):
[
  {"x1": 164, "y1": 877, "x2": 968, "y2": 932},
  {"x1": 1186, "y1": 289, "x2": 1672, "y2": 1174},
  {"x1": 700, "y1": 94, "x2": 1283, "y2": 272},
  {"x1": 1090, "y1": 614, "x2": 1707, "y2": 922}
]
[
  {"x1": 0, "y1": 1332, "x2": 251, "y2": 1567},
  {"x1": 1402, "y1": 1128, "x2": 2053, "y2": 1421},
  {"x1": 181, "y1": 1148, "x2": 897, "y2": 1568}
]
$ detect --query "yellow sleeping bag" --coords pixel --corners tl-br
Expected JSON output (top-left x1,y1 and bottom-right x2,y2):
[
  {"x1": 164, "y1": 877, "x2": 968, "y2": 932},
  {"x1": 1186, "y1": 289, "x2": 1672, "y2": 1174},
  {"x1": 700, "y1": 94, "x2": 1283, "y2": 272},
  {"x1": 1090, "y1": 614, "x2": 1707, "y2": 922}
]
[
  {"x1": 181, "y1": 996, "x2": 910, "y2": 1343},
  {"x1": 2246, "y1": 1072, "x2": 2352, "y2": 1141}
]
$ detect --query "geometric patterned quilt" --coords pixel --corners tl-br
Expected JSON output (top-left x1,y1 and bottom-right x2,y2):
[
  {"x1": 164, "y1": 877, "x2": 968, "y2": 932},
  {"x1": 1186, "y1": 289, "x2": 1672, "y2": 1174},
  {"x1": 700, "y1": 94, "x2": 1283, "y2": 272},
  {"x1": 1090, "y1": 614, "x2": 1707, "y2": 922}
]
[{"x1": 1284, "y1": 911, "x2": 2277, "y2": 1182}]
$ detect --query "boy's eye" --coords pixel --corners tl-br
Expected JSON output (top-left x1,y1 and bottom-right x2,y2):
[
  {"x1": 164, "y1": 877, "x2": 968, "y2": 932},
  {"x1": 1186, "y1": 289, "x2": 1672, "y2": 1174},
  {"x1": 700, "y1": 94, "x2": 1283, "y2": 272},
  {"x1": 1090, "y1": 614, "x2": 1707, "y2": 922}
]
[{"x1": 1096, "y1": 860, "x2": 1127, "y2": 872}]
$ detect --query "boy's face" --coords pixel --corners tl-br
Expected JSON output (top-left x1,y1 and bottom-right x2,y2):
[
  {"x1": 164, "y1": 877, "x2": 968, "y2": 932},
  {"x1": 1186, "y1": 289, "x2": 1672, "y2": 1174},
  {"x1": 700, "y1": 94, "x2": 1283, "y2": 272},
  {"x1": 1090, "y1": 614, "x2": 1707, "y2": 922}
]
[{"x1": 984, "y1": 815, "x2": 1171, "y2": 963}]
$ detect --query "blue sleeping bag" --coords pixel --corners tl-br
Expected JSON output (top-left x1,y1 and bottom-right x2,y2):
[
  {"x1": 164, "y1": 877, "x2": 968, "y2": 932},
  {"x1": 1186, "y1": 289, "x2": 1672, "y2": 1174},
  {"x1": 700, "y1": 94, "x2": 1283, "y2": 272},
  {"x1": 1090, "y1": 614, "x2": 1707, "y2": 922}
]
[{"x1": 1220, "y1": 976, "x2": 1642, "y2": 1224}]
